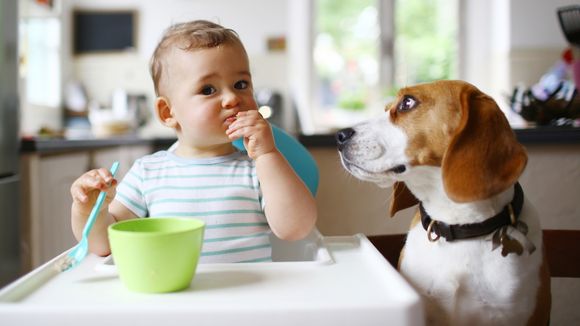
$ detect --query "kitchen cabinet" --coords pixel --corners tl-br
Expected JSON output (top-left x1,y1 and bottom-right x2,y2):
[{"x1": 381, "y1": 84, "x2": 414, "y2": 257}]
[{"x1": 20, "y1": 144, "x2": 151, "y2": 271}]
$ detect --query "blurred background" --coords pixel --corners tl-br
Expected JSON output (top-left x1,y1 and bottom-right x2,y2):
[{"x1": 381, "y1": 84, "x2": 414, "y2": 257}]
[
  {"x1": 16, "y1": 0, "x2": 580, "y2": 137},
  {"x1": 3, "y1": 1, "x2": 579, "y2": 324}
]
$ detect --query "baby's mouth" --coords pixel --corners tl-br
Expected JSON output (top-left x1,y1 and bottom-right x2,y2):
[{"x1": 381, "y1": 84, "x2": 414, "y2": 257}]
[
  {"x1": 225, "y1": 116, "x2": 236, "y2": 123},
  {"x1": 224, "y1": 115, "x2": 237, "y2": 128}
]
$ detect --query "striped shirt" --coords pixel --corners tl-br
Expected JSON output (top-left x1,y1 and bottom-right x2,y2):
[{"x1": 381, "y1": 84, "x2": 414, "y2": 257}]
[{"x1": 115, "y1": 150, "x2": 272, "y2": 263}]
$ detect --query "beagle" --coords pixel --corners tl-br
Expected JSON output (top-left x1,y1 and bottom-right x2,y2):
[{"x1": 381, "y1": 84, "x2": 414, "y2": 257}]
[{"x1": 336, "y1": 80, "x2": 550, "y2": 325}]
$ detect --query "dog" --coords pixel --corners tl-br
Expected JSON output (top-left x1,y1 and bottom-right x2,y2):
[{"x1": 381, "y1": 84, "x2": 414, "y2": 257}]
[{"x1": 336, "y1": 80, "x2": 550, "y2": 325}]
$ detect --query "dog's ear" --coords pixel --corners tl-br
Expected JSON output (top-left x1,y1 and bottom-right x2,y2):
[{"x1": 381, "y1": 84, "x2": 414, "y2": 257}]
[
  {"x1": 389, "y1": 181, "x2": 419, "y2": 217},
  {"x1": 442, "y1": 85, "x2": 528, "y2": 202}
]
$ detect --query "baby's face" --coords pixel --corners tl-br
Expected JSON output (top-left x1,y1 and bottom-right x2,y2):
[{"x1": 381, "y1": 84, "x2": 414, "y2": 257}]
[{"x1": 162, "y1": 43, "x2": 258, "y2": 149}]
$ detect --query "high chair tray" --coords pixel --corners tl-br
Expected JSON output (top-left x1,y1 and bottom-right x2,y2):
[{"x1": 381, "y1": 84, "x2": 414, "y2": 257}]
[{"x1": 0, "y1": 234, "x2": 423, "y2": 326}]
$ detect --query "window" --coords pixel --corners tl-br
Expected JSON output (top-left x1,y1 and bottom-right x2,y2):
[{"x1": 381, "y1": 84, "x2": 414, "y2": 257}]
[
  {"x1": 393, "y1": 0, "x2": 459, "y2": 86},
  {"x1": 290, "y1": 0, "x2": 460, "y2": 134},
  {"x1": 19, "y1": 18, "x2": 61, "y2": 108}
]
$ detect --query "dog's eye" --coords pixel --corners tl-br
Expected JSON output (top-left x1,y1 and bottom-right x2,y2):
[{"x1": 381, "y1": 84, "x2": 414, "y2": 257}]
[{"x1": 397, "y1": 95, "x2": 418, "y2": 112}]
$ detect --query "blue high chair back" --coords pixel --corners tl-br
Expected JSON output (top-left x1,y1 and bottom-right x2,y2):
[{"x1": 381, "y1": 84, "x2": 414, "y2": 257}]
[{"x1": 233, "y1": 124, "x2": 319, "y2": 196}]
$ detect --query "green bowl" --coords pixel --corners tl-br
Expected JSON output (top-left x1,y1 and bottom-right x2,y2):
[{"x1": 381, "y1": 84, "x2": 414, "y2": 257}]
[{"x1": 108, "y1": 217, "x2": 205, "y2": 293}]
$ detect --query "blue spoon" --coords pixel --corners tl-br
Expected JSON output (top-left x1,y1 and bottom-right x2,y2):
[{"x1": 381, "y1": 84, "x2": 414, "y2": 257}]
[{"x1": 60, "y1": 161, "x2": 120, "y2": 272}]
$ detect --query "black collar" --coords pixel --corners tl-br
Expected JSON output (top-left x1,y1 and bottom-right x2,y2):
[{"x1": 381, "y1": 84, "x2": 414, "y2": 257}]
[{"x1": 420, "y1": 183, "x2": 524, "y2": 242}]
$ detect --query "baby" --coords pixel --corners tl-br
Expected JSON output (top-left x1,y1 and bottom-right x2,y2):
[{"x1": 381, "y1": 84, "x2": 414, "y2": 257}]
[{"x1": 70, "y1": 20, "x2": 317, "y2": 263}]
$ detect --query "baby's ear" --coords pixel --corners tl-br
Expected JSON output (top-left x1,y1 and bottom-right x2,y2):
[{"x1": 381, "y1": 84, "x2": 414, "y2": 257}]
[{"x1": 155, "y1": 97, "x2": 178, "y2": 128}]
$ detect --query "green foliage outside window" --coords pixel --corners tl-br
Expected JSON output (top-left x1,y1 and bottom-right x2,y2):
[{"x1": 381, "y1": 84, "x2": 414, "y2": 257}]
[
  {"x1": 314, "y1": 0, "x2": 457, "y2": 112},
  {"x1": 395, "y1": 0, "x2": 458, "y2": 85}
]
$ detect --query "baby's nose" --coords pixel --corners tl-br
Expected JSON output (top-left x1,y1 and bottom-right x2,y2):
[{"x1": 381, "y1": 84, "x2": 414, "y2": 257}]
[{"x1": 222, "y1": 90, "x2": 241, "y2": 108}]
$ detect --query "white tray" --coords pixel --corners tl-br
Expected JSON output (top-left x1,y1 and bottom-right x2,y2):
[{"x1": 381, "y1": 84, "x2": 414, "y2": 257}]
[{"x1": 0, "y1": 234, "x2": 424, "y2": 326}]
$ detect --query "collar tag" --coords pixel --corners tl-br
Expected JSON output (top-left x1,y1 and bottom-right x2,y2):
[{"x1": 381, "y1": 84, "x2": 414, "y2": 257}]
[{"x1": 490, "y1": 221, "x2": 536, "y2": 257}]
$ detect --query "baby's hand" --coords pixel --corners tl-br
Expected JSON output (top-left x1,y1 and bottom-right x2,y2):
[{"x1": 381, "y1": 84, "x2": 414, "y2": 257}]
[
  {"x1": 70, "y1": 168, "x2": 118, "y2": 212},
  {"x1": 226, "y1": 110, "x2": 276, "y2": 159}
]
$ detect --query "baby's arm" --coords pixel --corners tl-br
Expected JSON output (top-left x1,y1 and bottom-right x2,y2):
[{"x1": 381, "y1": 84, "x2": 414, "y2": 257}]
[
  {"x1": 70, "y1": 168, "x2": 137, "y2": 256},
  {"x1": 227, "y1": 111, "x2": 317, "y2": 240}
]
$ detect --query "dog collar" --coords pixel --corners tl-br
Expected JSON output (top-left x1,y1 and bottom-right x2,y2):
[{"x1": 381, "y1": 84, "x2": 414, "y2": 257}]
[{"x1": 420, "y1": 183, "x2": 524, "y2": 242}]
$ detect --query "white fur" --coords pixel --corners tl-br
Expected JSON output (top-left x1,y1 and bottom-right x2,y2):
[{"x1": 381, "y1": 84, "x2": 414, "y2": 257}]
[
  {"x1": 401, "y1": 197, "x2": 543, "y2": 325},
  {"x1": 339, "y1": 117, "x2": 544, "y2": 326},
  {"x1": 339, "y1": 114, "x2": 408, "y2": 188}
]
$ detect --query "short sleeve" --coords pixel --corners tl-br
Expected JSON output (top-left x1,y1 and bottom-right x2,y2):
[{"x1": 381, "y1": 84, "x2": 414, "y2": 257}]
[{"x1": 115, "y1": 159, "x2": 148, "y2": 217}]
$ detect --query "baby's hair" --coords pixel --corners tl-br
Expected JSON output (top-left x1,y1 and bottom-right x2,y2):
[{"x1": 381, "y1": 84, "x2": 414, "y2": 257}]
[{"x1": 150, "y1": 20, "x2": 245, "y2": 96}]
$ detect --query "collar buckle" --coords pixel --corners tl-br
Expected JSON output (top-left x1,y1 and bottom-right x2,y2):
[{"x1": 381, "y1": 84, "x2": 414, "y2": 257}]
[
  {"x1": 508, "y1": 204, "x2": 516, "y2": 225},
  {"x1": 427, "y1": 220, "x2": 441, "y2": 242}
]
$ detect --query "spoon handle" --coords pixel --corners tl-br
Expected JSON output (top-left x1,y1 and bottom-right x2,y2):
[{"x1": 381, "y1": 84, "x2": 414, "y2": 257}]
[{"x1": 81, "y1": 161, "x2": 120, "y2": 238}]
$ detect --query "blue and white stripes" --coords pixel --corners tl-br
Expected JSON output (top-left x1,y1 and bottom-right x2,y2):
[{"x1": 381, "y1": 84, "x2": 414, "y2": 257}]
[{"x1": 115, "y1": 150, "x2": 272, "y2": 263}]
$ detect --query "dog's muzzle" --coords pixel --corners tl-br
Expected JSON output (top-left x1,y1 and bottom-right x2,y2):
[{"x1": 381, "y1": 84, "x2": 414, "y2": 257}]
[{"x1": 336, "y1": 126, "x2": 407, "y2": 177}]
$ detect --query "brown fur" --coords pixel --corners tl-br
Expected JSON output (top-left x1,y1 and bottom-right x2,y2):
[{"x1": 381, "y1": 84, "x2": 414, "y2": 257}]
[
  {"x1": 389, "y1": 182, "x2": 419, "y2": 218},
  {"x1": 527, "y1": 247, "x2": 552, "y2": 326},
  {"x1": 388, "y1": 81, "x2": 528, "y2": 216},
  {"x1": 442, "y1": 84, "x2": 528, "y2": 202},
  {"x1": 388, "y1": 82, "x2": 463, "y2": 168}
]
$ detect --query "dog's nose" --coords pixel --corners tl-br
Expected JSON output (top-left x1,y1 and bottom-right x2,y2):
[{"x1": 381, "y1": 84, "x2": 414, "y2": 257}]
[{"x1": 336, "y1": 128, "x2": 355, "y2": 151}]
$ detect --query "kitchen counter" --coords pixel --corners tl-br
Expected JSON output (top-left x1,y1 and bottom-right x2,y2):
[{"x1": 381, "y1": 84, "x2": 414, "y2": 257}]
[
  {"x1": 298, "y1": 126, "x2": 580, "y2": 147},
  {"x1": 19, "y1": 127, "x2": 580, "y2": 154},
  {"x1": 20, "y1": 135, "x2": 176, "y2": 154}
]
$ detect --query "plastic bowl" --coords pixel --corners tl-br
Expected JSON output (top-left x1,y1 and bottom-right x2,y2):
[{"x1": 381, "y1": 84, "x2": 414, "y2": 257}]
[{"x1": 108, "y1": 217, "x2": 205, "y2": 293}]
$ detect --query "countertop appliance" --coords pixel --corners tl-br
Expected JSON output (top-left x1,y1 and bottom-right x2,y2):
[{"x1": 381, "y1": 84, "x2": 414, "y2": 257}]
[{"x1": 0, "y1": 0, "x2": 21, "y2": 287}]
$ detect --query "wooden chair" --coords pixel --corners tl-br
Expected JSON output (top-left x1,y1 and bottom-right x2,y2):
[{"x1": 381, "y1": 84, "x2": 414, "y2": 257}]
[{"x1": 368, "y1": 230, "x2": 580, "y2": 278}]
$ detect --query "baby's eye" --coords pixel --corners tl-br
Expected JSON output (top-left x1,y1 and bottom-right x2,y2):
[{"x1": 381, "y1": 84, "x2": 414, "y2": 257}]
[
  {"x1": 234, "y1": 80, "x2": 249, "y2": 90},
  {"x1": 200, "y1": 85, "x2": 216, "y2": 95}
]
